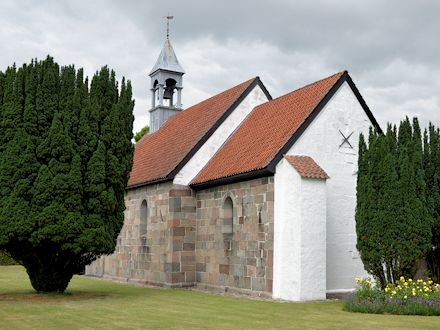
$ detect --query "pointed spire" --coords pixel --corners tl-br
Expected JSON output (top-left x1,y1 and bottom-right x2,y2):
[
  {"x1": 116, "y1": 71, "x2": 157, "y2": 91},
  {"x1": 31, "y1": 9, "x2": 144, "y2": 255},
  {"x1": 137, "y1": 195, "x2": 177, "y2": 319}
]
[
  {"x1": 149, "y1": 39, "x2": 185, "y2": 75},
  {"x1": 149, "y1": 16, "x2": 185, "y2": 75}
]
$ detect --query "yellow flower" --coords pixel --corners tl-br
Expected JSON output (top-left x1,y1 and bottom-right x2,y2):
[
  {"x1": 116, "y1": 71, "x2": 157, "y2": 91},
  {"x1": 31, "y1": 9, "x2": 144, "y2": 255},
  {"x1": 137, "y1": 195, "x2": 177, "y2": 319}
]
[{"x1": 404, "y1": 295, "x2": 407, "y2": 299}]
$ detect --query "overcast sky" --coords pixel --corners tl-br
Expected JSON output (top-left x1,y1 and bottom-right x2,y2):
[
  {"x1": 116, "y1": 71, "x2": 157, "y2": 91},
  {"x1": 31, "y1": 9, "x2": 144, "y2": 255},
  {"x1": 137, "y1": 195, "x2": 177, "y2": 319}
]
[{"x1": 1, "y1": 0, "x2": 439, "y2": 133}]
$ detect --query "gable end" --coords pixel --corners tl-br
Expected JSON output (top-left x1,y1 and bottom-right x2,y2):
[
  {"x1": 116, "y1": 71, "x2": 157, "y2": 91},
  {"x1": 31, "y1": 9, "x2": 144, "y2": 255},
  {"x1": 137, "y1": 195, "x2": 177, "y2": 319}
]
[
  {"x1": 267, "y1": 71, "x2": 382, "y2": 173},
  {"x1": 167, "y1": 78, "x2": 272, "y2": 180}
]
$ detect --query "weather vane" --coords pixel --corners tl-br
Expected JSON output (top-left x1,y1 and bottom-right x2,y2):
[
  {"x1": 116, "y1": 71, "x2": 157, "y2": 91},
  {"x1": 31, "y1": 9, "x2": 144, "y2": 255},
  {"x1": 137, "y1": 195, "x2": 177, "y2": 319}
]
[{"x1": 164, "y1": 15, "x2": 174, "y2": 39}]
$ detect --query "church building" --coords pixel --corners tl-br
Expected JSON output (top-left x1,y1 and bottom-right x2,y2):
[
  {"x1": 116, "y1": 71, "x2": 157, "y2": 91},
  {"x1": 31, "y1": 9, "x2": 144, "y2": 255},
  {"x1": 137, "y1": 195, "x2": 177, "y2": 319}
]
[{"x1": 86, "y1": 32, "x2": 381, "y2": 301}]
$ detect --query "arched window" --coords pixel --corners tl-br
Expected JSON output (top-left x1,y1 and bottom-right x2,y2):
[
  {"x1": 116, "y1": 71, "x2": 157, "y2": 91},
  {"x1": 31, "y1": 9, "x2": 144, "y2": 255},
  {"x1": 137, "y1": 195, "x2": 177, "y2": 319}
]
[
  {"x1": 222, "y1": 197, "x2": 233, "y2": 236},
  {"x1": 152, "y1": 80, "x2": 159, "y2": 108},
  {"x1": 140, "y1": 200, "x2": 148, "y2": 247}
]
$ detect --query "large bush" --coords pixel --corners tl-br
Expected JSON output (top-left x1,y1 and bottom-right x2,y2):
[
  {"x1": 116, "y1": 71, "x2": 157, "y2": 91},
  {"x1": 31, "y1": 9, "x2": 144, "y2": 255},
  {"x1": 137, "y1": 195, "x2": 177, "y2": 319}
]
[{"x1": 0, "y1": 57, "x2": 134, "y2": 292}]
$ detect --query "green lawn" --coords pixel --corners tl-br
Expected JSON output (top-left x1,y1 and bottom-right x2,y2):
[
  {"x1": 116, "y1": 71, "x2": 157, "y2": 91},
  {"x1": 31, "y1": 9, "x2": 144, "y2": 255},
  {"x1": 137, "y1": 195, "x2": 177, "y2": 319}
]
[{"x1": 0, "y1": 266, "x2": 439, "y2": 329}]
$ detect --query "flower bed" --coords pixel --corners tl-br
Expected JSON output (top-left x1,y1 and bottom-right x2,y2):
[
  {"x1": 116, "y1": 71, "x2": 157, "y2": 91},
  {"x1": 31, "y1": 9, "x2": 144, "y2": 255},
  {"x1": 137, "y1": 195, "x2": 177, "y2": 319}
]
[{"x1": 344, "y1": 277, "x2": 440, "y2": 316}]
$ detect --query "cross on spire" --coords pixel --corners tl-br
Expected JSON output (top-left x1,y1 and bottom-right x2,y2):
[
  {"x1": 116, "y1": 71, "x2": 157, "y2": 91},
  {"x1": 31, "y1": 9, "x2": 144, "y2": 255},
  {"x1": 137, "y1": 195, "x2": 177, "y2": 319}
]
[{"x1": 164, "y1": 15, "x2": 174, "y2": 39}]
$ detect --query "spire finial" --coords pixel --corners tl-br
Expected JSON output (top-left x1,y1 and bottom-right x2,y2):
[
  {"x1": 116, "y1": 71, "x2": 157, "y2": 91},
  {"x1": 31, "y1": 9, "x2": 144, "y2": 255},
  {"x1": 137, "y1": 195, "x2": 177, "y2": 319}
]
[{"x1": 164, "y1": 15, "x2": 174, "y2": 40}]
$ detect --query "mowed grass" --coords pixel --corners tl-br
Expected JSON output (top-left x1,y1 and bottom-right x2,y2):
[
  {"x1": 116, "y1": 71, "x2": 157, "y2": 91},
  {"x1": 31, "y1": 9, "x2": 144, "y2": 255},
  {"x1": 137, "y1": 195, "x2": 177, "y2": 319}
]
[{"x1": 0, "y1": 266, "x2": 439, "y2": 330}]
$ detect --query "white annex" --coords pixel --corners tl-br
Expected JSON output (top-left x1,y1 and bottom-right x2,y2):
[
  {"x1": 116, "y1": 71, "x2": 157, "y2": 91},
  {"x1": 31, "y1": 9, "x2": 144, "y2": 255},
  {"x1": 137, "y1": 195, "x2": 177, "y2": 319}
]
[{"x1": 273, "y1": 82, "x2": 372, "y2": 300}]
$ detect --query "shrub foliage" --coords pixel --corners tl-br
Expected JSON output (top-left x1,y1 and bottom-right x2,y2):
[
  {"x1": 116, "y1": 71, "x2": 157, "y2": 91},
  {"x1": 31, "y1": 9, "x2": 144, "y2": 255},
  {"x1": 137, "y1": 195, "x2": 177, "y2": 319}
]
[
  {"x1": 0, "y1": 56, "x2": 134, "y2": 292},
  {"x1": 134, "y1": 125, "x2": 149, "y2": 142}
]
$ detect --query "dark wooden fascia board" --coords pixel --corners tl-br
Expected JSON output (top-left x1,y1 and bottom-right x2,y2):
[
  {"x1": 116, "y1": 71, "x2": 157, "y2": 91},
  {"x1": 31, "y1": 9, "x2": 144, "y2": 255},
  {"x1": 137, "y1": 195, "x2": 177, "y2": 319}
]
[
  {"x1": 190, "y1": 168, "x2": 272, "y2": 191},
  {"x1": 126, "y1": 177, "x2": 172, "y2": 190},
  {"x1": 345, "y1": 73, "x2": 382, "y2": 134}
]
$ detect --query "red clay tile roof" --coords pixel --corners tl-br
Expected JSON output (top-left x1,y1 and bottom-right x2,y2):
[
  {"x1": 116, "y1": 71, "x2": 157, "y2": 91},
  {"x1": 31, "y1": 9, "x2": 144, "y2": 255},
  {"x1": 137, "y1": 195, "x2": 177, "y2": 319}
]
[
  {"x1": 191, "y1": 71, "x2": 344, "y2": 185},
  {"x1": 128, "y1": 77, "x2": 258, "y2": 187},
  {"x1": 284, "y1": 155, "x2": 329, "y2": 179}
]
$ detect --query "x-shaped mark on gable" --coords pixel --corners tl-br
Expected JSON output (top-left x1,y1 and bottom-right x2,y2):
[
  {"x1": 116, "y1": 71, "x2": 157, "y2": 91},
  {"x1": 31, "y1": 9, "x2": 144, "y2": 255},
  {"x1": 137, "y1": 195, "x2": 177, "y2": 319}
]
[{"x1": 339, "y1": 130, "x2": 354, "y2": 148}]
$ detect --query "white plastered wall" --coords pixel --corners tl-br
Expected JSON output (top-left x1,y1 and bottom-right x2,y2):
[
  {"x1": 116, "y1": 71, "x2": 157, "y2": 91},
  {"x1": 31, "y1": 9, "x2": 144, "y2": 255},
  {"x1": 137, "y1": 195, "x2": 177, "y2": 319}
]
[
  {"x1": 173, "y1": 85, "x2": 269, "y2": 185},
  {"x1": 283, "y1": 81, "x2": 371, "y2": 293},
  {"x1": 273, "y1": 158, "x2": 327, "y2": 301}
]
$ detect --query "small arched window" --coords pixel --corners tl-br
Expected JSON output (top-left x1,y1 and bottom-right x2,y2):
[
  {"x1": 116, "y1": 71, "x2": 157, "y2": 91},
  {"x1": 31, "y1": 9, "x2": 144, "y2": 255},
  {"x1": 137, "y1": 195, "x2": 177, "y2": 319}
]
[
  {"x1": 153, "y1": 80, "x2": 159, "y2": 103},
  {"x1": 140, "y1": 200, "x2": 148, "y2": 245},
  {"x1": 222, "y1": 197, "x2": 233, "y2": 236}
]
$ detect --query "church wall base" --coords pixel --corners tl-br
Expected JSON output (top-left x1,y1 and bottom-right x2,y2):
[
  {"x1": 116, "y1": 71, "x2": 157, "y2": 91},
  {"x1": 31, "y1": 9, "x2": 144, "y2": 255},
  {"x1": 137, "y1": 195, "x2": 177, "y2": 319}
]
[
  {"x1": 195, "y1": 282, "x2": 272, "y2": 299},
  {"x1": 326, "y1": 289, "x2": 354, "y2": 300}
]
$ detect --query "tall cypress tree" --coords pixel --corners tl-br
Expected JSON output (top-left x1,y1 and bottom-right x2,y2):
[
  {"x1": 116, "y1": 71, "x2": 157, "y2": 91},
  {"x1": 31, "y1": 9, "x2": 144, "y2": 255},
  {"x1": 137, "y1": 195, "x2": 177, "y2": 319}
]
[
  {"x1": 399, "y1": 118, "x2": 431, "y2": 276},
  {"x1": 424, "y1": 124, "x2": 440, "y2": 282},
  {"x1": 356, "y1": 131, "x2": 385, "y2": 285},
  {"x1": 356, "y1": 118, "x2": 432, "y2": 287},
  {"x1": 0, "y1": 56, "x2": 134, "y2": 292}
]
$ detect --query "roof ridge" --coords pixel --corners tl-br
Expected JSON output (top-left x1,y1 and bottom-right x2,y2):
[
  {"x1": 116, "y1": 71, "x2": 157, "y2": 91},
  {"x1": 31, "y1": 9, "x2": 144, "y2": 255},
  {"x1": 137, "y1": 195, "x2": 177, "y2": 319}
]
[
  {"x1": 190, "y1": 77, "x2": 257, "y2": 106},
  {"x1": 264, "y1": 71, "x2": 346, "y2": 105}
]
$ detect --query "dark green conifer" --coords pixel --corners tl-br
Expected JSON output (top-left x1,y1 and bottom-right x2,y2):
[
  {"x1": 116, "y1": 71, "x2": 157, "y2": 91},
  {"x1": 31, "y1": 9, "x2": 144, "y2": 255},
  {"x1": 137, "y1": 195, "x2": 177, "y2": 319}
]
[
  {"x1": 424, "y1": 124, "x2": 440, "y2": 282},
  {"x1": 0, "y1": 57, "x2": 134, "y2": 292},
  {"x1": 356, "y1": 118, "x2": 432, "y2": 287}
]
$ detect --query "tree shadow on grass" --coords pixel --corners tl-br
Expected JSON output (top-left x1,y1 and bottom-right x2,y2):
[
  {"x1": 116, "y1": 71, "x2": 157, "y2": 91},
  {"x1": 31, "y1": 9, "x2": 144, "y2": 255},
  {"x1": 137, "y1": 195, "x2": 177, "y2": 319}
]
[{"x1": 0, "y1": 291, "x2": 110, "y2": 302}]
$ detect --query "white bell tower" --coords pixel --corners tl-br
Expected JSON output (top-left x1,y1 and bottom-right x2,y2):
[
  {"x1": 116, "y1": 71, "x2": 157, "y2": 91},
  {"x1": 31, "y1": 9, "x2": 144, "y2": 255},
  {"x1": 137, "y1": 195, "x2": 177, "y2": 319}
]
[{"x1": 149, "y1": 16, "x2": 185, "y2": 133}]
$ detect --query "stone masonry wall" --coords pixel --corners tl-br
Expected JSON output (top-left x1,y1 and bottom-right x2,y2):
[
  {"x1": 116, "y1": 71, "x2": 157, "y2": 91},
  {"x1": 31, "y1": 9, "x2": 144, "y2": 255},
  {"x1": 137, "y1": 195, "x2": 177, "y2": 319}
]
[
  {"x1": 85, "y1": 181, "x2": 196, "y2": 287},
  {"x1": 86, "y1": 176, "x2": 274, "y2": 296},
  {"x1": 195, "y1": 176, "x2": 274, "y2": 296}
]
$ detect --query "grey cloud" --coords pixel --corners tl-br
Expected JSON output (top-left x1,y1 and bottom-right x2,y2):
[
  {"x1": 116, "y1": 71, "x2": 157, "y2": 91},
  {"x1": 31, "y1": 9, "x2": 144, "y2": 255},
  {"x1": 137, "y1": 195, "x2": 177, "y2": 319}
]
[
  {"x1": 0, "y1": 0, "x2": 439, "y2": 133},
  {"x1": 115, "y1": 1, "x2": 440, "y2": 70}
]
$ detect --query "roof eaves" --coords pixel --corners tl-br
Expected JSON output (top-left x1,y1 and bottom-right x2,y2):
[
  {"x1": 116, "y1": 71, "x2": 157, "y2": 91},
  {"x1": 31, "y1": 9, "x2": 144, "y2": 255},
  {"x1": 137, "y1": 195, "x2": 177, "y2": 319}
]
[
  {"x1": 190, "y1": 167, "x2": 272, "y2": 191},
  {"x1": 126, "y1": 176, "x2": 172, "y2": 190}
]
